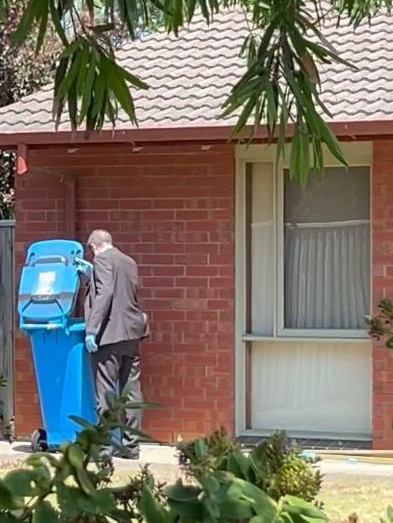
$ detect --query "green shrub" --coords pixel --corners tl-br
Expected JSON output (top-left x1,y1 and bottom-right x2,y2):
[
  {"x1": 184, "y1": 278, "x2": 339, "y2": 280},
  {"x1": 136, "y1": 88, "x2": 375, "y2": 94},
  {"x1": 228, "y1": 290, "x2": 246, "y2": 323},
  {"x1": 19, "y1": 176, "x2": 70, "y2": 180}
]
[
  {"x1": 367, "y1": 297, "x2": 393, "y2": 347},
  {"x1": 178, "y1": 426, "x2": 241, "y2": 475},
  {"x1": 178, "y1": 428, "x2": 323, "y2": 505},
  {"x1": 112, "y1": 463, "x2": 167, "y2": 522},
  {"x1": 276, "y1": 454, "x2": 322, "y2": 502},
  {"x1": 250, "y1": 431, "x2": 323, "y2": 503}
]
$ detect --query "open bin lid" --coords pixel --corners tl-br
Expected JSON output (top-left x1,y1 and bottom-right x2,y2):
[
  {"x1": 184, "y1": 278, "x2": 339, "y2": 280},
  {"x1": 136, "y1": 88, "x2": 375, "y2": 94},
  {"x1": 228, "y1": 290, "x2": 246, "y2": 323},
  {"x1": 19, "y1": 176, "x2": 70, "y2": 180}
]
[{"x1": 18, "y1": 240, "x2": 84, "y2": 329}]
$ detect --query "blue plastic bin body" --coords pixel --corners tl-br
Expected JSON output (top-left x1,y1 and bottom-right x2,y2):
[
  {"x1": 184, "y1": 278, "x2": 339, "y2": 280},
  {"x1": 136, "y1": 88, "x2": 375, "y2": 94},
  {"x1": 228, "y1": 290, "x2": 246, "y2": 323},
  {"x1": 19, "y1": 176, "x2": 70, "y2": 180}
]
[
  {"x1": 29, "y1": 319, "x2": 96, "y2": 449},
  {"x1": 18, "y1": 240, "x2": 97, "y2": 449}
]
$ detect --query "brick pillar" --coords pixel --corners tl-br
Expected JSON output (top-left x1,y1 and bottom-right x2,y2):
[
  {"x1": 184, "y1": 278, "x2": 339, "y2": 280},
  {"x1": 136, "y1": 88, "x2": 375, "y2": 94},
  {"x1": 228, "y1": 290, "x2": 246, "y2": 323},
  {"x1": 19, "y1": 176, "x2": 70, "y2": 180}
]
[{"x1": 372, "y1": 141, "x2": 393, "y2": 449}]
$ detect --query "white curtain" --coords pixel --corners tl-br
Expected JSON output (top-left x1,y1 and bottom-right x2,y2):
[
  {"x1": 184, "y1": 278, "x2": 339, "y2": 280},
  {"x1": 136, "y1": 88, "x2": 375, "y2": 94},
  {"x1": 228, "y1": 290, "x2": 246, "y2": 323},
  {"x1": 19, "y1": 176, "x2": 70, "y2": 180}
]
[
  {"x1": 251, "y1": 340, "x2": 372, "y2": 436},
  {"x1": 284, "y1": 220, "x2": 370, "y2": 329}
]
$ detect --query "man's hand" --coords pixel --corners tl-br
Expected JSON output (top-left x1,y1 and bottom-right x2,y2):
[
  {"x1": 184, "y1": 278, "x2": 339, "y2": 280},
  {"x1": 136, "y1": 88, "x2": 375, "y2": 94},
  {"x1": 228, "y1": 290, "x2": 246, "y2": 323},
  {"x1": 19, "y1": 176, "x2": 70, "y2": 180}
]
[
  {"x1": 85, "y1": 334, "x2": 98, "y2": 353},
  {"x1": 75, "y1": 257, "x2": 93, "y2": 279}
]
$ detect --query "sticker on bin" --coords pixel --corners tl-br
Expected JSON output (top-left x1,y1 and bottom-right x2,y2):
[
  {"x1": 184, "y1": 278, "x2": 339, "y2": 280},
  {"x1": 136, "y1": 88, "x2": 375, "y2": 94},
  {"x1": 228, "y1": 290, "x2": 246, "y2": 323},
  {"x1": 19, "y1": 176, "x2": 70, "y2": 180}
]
[{"x1": 33, "y1": 271, "x2": 57, "y2": 298}]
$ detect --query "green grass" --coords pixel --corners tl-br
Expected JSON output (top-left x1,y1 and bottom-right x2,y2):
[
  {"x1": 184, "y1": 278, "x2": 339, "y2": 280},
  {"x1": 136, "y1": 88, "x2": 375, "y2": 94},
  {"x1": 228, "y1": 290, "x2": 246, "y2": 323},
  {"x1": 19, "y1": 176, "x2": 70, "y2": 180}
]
[{"x1": 320, "y1": 477, "x2": 393, "y2": 523}]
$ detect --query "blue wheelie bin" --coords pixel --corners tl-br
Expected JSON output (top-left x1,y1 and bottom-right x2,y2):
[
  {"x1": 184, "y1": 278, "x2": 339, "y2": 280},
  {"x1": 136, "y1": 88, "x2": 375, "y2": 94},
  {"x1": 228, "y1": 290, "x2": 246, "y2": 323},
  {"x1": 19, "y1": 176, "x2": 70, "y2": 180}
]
[{"x1": 17, "y1": 240, "x2": 97, "y2": 451}]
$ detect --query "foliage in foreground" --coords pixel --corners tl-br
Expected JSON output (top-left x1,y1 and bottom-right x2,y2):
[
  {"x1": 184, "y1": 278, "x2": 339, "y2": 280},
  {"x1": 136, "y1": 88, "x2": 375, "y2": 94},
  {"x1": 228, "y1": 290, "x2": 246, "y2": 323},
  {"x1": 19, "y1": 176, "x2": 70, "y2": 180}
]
[
  {"x1": 178, "y1": 427, "x2": 323, "y2": 504},
  {"x1": 0, "y1": 151, "x2": 15, "y2": 220},
  {"x1": 1, "y1": 0, "x2": 392, "y2": 184},
  {"x1": 0, "y1": 388, "x2": 327, "y2": 523},
  {"x1": 367, "y1": 297, "x2": 393, "y2": 348}
]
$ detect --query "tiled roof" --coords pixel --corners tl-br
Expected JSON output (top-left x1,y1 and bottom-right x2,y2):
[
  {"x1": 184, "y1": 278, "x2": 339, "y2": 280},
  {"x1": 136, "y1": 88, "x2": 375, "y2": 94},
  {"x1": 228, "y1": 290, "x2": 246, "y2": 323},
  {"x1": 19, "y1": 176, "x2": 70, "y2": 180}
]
[{"x1": 0, "y1": 8, "x2": 392, "y2": 134}]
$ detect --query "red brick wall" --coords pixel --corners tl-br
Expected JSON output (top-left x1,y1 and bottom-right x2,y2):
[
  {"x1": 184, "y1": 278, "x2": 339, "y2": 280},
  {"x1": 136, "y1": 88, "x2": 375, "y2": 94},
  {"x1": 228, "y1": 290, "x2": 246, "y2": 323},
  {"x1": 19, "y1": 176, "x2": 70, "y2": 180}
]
[
  {"x1": 372, "y1": 141, "x2": 393, "y2": 449},
  {"x1": 14, "y1": 143, "x2": 235, "y2": 442}
]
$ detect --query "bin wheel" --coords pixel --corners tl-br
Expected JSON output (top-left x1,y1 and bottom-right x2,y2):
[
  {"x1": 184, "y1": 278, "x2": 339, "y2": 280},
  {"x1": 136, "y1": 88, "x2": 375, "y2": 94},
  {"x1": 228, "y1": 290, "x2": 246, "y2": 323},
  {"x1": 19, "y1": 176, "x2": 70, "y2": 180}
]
[{"x1": 31, "y1": 429, "x2": 48, "y2": 452}]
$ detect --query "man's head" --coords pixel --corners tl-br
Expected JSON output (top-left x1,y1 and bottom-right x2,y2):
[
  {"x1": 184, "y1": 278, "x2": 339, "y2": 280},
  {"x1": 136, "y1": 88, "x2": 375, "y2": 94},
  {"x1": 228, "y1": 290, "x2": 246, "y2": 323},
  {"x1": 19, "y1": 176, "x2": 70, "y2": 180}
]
[{"x1": 87, "y1": 229, "x2": 113, "y2": 257}]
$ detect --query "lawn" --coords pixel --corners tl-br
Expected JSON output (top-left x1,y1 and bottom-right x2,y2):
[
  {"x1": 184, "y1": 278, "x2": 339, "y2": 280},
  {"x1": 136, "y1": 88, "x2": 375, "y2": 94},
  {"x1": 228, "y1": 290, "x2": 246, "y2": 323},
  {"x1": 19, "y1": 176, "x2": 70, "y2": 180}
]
[{"x1": 320, "y1": 477, "x2": 393, "y2": 523}]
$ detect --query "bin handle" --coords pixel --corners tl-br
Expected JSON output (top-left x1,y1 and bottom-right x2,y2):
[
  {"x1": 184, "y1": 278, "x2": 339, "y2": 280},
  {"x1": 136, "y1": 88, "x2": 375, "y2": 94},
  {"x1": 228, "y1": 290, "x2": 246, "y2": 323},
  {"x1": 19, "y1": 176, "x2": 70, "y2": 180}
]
[
  {"x1": 31, "y1": 255, "x2": 68, "y2": 266},
  {"x1": 21, "y1": 323, "x2": 64, "y2": 331}
]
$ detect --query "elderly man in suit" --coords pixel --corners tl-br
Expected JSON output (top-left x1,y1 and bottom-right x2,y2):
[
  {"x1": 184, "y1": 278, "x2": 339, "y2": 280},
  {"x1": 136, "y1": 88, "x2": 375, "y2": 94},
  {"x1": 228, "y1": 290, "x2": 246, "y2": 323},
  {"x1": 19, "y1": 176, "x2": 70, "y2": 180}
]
[{"x1": 84, "y1": 229, "x2": 148, "y2": 460}]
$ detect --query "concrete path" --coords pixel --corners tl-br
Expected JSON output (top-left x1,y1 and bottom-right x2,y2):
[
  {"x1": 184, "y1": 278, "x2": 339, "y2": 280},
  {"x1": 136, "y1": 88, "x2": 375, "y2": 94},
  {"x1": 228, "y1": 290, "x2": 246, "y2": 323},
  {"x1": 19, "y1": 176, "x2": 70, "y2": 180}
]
[{"x1": 0, "y1": 441, "x2": 392, "y2": 480}]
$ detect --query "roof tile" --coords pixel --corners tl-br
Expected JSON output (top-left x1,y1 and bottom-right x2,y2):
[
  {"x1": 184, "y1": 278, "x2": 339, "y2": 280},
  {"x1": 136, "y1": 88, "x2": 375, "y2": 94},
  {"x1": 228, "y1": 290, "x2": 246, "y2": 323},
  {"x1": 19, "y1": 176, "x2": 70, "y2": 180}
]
[{"x1": 0, "y1": 9, "x2": 393, "y2": 134}]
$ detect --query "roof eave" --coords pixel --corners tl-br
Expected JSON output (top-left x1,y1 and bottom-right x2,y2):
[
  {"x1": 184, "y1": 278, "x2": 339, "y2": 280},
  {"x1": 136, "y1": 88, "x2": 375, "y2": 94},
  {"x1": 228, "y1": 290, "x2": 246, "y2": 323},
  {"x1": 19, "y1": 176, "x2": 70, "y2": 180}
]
[{"x1": 2, "y1": 120, "x2": 393, "y2": 148}]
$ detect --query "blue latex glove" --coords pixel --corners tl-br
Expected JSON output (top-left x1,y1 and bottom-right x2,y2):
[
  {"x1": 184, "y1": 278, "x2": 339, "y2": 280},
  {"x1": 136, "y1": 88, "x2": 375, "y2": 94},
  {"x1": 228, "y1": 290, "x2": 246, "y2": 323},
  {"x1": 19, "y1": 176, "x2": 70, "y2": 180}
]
[
  {"x1": 85, "y1": 334, "x2": 98, "y2": 353},
  {"x1": 75, "y1": 257, "x2": 93, "y2": 279}
]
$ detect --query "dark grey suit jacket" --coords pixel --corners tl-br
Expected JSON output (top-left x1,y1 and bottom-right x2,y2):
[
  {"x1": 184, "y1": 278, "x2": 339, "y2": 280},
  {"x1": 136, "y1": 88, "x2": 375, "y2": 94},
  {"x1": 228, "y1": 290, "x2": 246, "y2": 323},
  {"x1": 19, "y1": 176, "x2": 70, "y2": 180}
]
[{"x1": 84, "y1": 247, "x2": 147, "y2": 347}]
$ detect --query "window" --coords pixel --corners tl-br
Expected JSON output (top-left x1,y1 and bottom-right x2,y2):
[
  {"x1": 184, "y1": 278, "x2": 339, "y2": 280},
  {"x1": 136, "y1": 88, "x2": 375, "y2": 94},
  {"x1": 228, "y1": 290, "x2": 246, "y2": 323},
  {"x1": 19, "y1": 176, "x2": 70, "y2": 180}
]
[{"x1": 247, "y1": 163, "x2": 370, "y2": 338}]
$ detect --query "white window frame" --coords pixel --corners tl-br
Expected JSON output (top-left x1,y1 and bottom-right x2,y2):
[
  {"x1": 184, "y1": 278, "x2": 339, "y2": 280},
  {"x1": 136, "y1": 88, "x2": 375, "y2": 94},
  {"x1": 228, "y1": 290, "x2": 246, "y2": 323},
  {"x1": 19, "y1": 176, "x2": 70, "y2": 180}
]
[{"x1": 236, "y1": 142, "x2": 373, "y2": 343}]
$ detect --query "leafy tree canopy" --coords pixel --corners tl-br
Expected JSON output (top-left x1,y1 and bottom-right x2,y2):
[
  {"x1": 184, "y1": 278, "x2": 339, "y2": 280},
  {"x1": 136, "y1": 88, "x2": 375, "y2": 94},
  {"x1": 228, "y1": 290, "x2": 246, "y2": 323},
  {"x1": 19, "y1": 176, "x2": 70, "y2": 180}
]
[{"x1": 0, "y1": 0, "x2": 391, "y2": 184}]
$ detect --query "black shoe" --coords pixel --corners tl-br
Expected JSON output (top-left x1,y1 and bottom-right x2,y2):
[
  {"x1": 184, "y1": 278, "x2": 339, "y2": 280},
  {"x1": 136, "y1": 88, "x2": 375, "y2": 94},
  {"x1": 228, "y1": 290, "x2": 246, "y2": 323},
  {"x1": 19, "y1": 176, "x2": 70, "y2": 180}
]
[
  {"x1": 98, "y1": 445, "x2": 114, "y2": 462},
  {"x1": 114, "y1": 447, "x2": 140, "y2": 460}
]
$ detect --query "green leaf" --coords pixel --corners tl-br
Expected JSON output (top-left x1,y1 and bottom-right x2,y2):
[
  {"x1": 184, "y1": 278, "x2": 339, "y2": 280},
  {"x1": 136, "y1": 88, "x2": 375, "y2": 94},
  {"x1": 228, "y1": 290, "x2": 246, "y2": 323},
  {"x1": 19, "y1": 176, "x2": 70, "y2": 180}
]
[
  {"x1": 79, "y1": 61, "x2": 96, "y2": 124},
  {"x1": 67, "y1": 80, "x2": 78, "y2": 131},
  {"x1": 226, "y1": 452, "x2": 253, "y2": 481},
  {"x1": 56, "y1": 482, "x2": 100, "y2": 515},
  {"x1": 0, "y1": 0, "x2": 8, "y2": 20},
  {"x1": 32, "y1": 500, "x2": 59, "y2": 523},
  {"x1": 11, "y1": 0, "x2": 40, "y2": 46},
  {"x1": 35, "y1": 0, "x2": 49, "y2": 54},
  {"x1": 193, "y1": 438, "x2": 209, "y2": 460},
  {"x1": 141, "y1": 485, "x2": 171, "y2": 523},
  {"x1": 117, "y1": 0, "x2": 137, "y2": 40},
  {"x1": 68, "y1": 415, "x2": 97, "y2": 432},
  {"x1": 104, "y1": 390, "x2": 118, "y2": 410},
  {"x1": 102, "y1": 57, "x2": 138, "y2": 125},
  {"x1": 250, "y1": 516, "x2": 273, "y2": 523},
  {"x1": 265, "y1": 81, "x2": 277, "y2": 136},
  {"x1": 53, "y1": 55, "x2": 69, "y2": 99},
  {"x1": 92, "y1": 489, "x2": 117, "y2": 512},
  {"x1": 55, "y1": 482, "x2": 78, "y2": 516},
  {"x1": 200, "y1": 473, "x2": 221, "y2": 493},
  {"x1": 61, "y1": 38, "x2": 84, "y2": 59},
  {"x1": 107, "y1": 422, "x2": 152, "y2": 442},
  {"x1": 49, "y1": 0, "x2": 68, "y2": 46},
  {"x1": 55, "y1": 461, "x2": 73, "y2": 483},
  {"x1": 3, "y1": 469, "x2": 42, "y2": 497},
  {"x1": 56, "y1": 50, "x2": 83, "y2": 100},
  {"x1": 0, "y1": 480, "x2": 25, "y2": 510},
  {"x1": 75, "y1": 467, "x2": 95, "y2": 496},
  {"x1": 76, "y1": 45, "x2": 91, "y2": 98},
  {"x1": 167, "y1": 498, "x2": 204, "y2": 519},
  {"x1": 26, "y1": 452, "x2": 59, "y2": 468},
  {"x1": 220, "y1": 498, "x2": 254, "y2": 519},
  {"x1": 91, "y1": 71, "x2": 106, "y2": 119},
  {"x1": 66, "y1": 445, "x2": 85, "y2": 469},
  {"x1": 283, "y1": 496, "x2": 327, "y2": 520},
  {"x1": 290, "y1": 128, "x2": 301, "y2": 181},
  {"x1": 120, "y1": 69, "x2": 149, "y2": 91},
  {"x1": 230, "y1": 477, "x2": 277, "y2": 520},
  {"x1": 317, "y1": 115, "x2": 348, "y2": 167},
  {"x1": 165, "y1": 479, "x2": 202, "y2": 501}
]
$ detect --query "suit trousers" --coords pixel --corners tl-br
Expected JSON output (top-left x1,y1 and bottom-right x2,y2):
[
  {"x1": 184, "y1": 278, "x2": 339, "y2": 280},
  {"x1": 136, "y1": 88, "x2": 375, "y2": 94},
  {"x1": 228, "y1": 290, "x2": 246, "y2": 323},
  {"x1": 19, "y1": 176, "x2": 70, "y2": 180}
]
[{"x1": 90, "y1": 339, "x2": 142, "y2": 453}]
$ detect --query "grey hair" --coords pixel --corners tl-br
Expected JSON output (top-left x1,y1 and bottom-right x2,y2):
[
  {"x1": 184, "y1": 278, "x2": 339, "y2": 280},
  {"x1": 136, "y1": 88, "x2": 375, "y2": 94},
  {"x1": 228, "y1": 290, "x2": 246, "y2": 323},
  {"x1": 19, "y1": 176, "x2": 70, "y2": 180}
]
[{"x1": 87, "y1": 229, "x2": 113, "y2": 247}]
